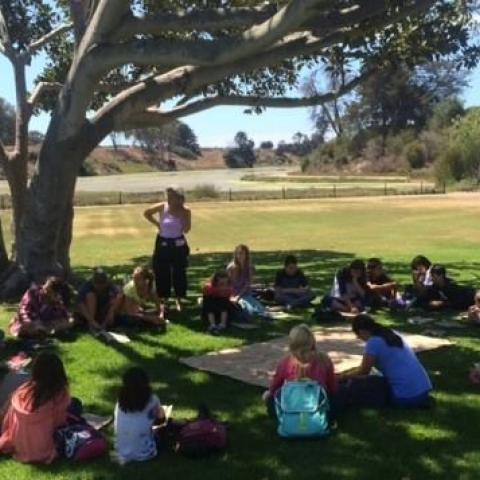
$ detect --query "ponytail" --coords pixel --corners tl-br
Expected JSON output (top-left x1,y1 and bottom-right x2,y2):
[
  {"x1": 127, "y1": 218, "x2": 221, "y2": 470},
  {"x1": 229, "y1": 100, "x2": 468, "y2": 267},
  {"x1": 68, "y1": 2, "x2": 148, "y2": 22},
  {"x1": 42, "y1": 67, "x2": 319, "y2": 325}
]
[{"x1": 352, "y1": 314, "x2": 403, "y2": 348}]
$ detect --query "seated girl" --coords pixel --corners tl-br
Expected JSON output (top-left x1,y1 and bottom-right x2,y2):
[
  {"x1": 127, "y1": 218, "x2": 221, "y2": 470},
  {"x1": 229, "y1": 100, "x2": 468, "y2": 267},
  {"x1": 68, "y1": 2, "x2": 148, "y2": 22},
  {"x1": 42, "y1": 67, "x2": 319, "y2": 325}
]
[
  {"x1": 114, "y1": 367, "x2": 165, "y2": 465},
  {"x1": 366, "y1": 258, "x2": 398, "y2": 309},
  {"x1": 0, "y1": 353, "x2": 71, "y2": 464},
  {"x1": 274, "y1": 255, "x2": 316, "y2": 310},
  {"x1": 322, "y1": 260, "x2": 367, "y2": 314},
  {"x1": 202, "y1": 271, "x2": 234, "y2": 335},
  {"x1": 263, "y1": 324, "x2": 337, "y2": 416},
  {"x1": 428, "y1": 264, "x2": 475, "y2": 311},
  {"x1": 467, "y1": 290, "x2": 480, "y2": 325},
  {"x1": 227, "y1": 245, "x2": 273, "y2": 320},
  {"x1": 10, "y1": 277, "x2": 74, "y2": 339},
  {"x1": 342, "y1": 315, "x2": 432, "y2": 408},
  {"x1": 120, "y1": 267, "x2": 166, "y2": 327}
]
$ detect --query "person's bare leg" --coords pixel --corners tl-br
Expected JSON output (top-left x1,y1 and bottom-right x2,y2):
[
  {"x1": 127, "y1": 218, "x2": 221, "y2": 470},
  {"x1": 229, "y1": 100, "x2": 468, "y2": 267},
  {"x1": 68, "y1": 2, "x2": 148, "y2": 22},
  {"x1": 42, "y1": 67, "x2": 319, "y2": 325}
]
[
  {"x1": 175, "y1": 297, "x2": 183, "y2": 312},
  {"x1": 105, "y1": 294, "x2": 123, "y2": 328},
  {"x1": 219, "y1": 311, "x2": 228, "y2": 330}
]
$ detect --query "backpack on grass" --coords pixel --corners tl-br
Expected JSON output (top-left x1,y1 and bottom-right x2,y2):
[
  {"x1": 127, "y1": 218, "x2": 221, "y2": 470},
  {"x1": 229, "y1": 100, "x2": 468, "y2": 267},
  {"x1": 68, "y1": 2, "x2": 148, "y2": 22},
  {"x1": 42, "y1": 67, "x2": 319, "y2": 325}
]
[
  {"x1": 275, "y1": 380, "x2": 330, "y2": 438},
  {"x1": 175, "y1": 404, "x2": 227, "y2": 458},
  {"x1": 55, "y1": 416, "x2": 108, "y2": 462}
]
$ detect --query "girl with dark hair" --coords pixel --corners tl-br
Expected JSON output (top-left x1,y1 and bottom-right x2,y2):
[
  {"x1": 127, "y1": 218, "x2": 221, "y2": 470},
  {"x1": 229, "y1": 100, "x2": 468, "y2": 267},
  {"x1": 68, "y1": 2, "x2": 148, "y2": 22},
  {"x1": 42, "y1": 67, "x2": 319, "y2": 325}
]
[
  {"x1": 0, "y1": 353, "x2": 71, "y2": 463},
  {"x1": 114, "y1": 367, "x2": 165, "y2": 465},
  {"x1": 202, "y1": 271, "x2": 234, "y2": 335},
  {"x1": 323, "y1": 260, "x2": 367, "y2": 314},
  {"x1": 343, "y1": 315, "x2": 432, "y2": 408}
]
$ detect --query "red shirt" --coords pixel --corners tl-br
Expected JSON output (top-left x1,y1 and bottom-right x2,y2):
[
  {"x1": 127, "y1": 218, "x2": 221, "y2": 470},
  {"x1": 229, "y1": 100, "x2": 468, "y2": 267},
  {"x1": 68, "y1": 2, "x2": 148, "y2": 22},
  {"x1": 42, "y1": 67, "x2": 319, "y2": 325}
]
[
  {"x1": 202, "y1": 283, "x2": 233, "y2": 299},
  {"x1": 269, "y1": 354, "x2": 338, "y2": 397}
]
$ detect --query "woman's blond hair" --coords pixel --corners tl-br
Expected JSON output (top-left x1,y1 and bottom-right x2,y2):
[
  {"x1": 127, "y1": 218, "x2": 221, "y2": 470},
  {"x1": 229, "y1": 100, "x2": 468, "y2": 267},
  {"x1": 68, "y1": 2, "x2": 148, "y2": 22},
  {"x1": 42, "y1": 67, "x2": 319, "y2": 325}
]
[
  {"x1": 289, "y1": 324, "x2": 317, "y2": 364},
  {"x1": 288, "y1": 324, "x2": 329, "y2": 377}
]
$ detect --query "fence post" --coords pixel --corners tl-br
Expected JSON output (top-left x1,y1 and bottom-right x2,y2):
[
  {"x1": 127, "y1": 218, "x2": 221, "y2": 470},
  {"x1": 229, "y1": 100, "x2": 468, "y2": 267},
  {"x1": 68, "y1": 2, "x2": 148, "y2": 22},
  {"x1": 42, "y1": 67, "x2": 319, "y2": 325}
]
[
  {"x1": 333, "y1": 184, "x2": 337, "y2": 198},
  {"x1": 420, "y1": 181, "x2": 424, "y2": 194},
  {"x1": 384, "y1": 182, "x2": 387, "y2": 196},
  {"x1": 443, "y1": 181, "x2": 446, "y2": 194},
  {"x1": 119, "y1": 192, "x2": 122, "y2": 205},
  {"x1": 282, "y1": 186, "x2": 286, "y2": 200},
  {"x1": 228, "y1": 189, "x2": 232, "y2": 201}
]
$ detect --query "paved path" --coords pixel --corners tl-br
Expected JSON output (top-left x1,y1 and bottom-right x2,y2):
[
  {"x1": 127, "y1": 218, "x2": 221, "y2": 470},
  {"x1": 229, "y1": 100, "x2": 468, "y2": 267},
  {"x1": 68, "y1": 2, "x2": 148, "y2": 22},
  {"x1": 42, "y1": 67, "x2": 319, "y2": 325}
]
[{"x1": 0, "y1": 166, "x2": 293, "y2": 194}]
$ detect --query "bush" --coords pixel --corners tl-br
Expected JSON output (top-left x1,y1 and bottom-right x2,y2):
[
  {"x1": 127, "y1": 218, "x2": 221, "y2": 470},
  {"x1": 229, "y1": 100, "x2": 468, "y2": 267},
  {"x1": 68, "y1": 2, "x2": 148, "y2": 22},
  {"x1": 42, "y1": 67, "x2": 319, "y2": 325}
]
[
  {"x1": 405, "y1": 141, "x2": 428, "y2": 169},
  {"x1": 170, "y1": 145, "x2": 198, "y2": 160},
  {"x1": 435, "y1": 146, "x2": 465, "y2": 183},
  {"x1": 224, "y1": 147, "x2": 256, "y2": 168},
  {"x1": 190, "y1": 184, "x2": 220, "y2": 199},
  {"x1": 434, "y1": 108, "x2": 480, "y2": 183},
  {"x1": 260, "y1": 141, "x2": 274, "y2": 150}
]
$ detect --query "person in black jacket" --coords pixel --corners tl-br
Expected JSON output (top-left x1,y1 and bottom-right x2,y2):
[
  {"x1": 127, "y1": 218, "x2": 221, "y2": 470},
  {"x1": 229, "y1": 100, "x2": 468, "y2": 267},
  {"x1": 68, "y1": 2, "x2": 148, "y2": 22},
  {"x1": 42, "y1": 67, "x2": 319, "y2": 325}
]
[{"x1": 428, "y1": 264, "x2": 475, "y2": 311}]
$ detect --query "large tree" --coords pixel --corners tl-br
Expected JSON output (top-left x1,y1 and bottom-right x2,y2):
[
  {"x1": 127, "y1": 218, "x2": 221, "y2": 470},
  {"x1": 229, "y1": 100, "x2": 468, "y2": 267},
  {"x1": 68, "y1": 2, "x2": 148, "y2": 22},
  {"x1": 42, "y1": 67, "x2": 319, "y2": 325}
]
[{"x1": 0, "y1": 0, "x2": 477, "y2": 293}]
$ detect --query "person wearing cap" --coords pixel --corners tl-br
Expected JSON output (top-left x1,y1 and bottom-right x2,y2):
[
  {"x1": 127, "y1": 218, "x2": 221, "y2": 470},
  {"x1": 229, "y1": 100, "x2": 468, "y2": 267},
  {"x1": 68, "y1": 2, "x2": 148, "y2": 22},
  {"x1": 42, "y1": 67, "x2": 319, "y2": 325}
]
[
  {"x1": 144, "y1": 186, "x2": 191, "y2": 315},
  {"x1": 77, "y1": 268, "x2": 122, "y2": 331}
]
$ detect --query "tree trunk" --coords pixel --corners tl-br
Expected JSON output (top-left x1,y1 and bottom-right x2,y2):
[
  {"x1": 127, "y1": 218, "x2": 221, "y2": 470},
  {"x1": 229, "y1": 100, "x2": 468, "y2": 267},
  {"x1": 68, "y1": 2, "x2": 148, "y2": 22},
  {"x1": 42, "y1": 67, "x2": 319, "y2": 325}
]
[{"x1": 17, "y1": 136, "x2": 82, "y2": 280}]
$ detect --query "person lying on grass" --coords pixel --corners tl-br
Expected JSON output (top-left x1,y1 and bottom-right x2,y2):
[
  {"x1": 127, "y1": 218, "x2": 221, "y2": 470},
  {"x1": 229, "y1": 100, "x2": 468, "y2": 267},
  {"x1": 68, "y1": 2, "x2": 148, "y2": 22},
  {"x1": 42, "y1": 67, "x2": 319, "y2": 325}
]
[
  {"x1": 227, "y1": 244, "x2": 274, "y2": 320},
  {"x1": 428, "y1": 264, "x2": 476, "y2": 311},
  {"x1": 0, "y1": 353, "x2": 72, "y2": 464},
  {"x1": 274, "y1": 255, "x2": 316, "y2": 311},
  {"x1": 9, "y1": 277, "x2": 74, "y2": 339},
  {"x1": 262, "y1": 324, "x2": 337, "y2": 417},
  {"x1": 202, "y1": 270, "x2": 234, "y2": 336},
  {"x1": 366, "y1": 258, "x2": 398, "y2": 309},
  {"x1": 340, "y1": 315, "x2": 433, "y2": 408},
  {"x1": 114, "y1": 367, "x2": 165, "y2": 465},
  {"x1": 322, "y1": 259, "x2": 367, "y2": 314},
  {"x1": 77, "y1": 267, "x2": 123, "y2": 332},
  {"x1": 119, "y1": 266, "x2": 167, "y2": 327}
]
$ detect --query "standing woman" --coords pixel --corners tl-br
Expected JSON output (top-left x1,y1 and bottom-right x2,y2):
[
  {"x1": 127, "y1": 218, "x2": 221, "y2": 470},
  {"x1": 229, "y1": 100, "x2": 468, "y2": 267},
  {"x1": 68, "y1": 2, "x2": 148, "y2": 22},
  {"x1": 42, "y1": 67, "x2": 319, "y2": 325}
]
[{"x1": 144, "y1": 187, "x2": 191, "y2": 314}]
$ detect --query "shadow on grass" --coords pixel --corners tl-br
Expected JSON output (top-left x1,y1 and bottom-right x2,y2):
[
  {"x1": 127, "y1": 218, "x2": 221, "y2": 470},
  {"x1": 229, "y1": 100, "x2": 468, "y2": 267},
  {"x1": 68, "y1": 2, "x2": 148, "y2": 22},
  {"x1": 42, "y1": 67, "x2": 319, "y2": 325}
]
[{"x1": 3, "y1": 250, "x2": 480, "y2": 479}]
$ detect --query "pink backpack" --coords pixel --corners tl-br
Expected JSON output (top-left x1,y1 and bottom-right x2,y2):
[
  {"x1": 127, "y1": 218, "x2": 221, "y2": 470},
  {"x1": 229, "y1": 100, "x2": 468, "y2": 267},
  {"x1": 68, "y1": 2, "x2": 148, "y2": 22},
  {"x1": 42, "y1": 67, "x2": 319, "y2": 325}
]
[
  {"x1": 55, "y1": 422, "x2": 108, "y2": 462},
  {"x1": 176, "y1": 418, "x2": 227, "y2": 458}
]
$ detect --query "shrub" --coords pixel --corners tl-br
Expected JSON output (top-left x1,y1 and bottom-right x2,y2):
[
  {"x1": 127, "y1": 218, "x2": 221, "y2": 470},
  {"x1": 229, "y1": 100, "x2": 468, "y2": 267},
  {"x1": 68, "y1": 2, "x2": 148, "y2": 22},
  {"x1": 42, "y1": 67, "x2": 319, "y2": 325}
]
[
  {"x1": 435, "y1": 146, "x2": 465, "y2": 183},
  {"x1": 170, "y1": 145, "x2": 198, "y2": 159},
  {"x1": 260, "y1": 141, "x2": 274, "y2": 150},
  {"x1": 405, "y1": 141, "x2": 428, "y2": 169},
  {"x1": 190, "y1": 184, "x2": 220, "y2": 199}
]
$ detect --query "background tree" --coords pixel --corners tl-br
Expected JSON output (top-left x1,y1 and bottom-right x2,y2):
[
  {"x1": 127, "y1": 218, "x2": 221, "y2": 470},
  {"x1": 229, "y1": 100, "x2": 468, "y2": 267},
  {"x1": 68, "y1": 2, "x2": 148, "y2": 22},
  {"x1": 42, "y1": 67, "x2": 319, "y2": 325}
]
[
  {"x1": 0, "y1": 97, "x2": 15, "y2": 145},
  {"x1": 0, "y1": 0, "x2": 477, "y2": 293},
  {"x1": 224, "y1": 131, "x2": 256, "y2": 168}
]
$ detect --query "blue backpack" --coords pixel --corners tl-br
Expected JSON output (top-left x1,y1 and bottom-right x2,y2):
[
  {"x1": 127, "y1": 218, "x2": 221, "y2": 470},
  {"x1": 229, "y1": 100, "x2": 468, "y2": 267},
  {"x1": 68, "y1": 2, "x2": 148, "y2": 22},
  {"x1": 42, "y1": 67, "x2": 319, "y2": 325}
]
[{"x1": 275, "y1": 380, "x2": 330, "y2": 438}]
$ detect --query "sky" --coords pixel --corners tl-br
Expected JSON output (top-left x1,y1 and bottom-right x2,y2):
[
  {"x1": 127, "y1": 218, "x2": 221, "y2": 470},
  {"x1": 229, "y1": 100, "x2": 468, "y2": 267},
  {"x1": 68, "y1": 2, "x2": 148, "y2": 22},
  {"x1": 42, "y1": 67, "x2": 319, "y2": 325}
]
[{"x1": 2, "y1": 52, "x2": 480, "y2": 148}]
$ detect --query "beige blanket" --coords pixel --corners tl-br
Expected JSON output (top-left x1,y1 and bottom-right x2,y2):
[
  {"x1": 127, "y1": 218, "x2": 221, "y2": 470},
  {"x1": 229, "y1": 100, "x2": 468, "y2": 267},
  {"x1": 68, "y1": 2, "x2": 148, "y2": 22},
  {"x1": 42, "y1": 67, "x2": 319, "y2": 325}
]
[{"x1": 180, "y1": 327, "x2": 452, "y2": 388}]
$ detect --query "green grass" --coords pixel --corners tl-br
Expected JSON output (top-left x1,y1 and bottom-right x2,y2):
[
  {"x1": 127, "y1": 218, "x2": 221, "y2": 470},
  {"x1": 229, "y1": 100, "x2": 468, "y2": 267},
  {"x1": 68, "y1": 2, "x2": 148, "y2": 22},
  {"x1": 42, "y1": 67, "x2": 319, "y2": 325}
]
[{"x1": 1, "y1": 194, "x2": 480, "y2": 479}]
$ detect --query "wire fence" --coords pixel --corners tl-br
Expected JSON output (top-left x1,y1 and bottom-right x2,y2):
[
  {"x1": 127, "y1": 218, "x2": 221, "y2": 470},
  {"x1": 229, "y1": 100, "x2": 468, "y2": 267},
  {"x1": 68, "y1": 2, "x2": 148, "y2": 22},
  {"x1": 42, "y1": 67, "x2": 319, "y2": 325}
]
[{"x1": 0, "y1": 181, "x2": 445, "y2": 209}]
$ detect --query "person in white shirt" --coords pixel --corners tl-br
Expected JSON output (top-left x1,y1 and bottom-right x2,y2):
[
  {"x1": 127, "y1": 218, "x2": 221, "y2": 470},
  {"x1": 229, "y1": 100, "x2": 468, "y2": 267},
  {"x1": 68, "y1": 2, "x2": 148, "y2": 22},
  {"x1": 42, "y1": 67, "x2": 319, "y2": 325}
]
[{"x1": 114, "y1": 367, "x2": 165, "y2": 465}]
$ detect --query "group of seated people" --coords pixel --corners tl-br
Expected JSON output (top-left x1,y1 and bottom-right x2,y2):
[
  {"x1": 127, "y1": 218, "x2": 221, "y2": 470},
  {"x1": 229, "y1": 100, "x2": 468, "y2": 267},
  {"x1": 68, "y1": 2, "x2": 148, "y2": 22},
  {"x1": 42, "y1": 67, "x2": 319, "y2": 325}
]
[
  {"x1": 11, "y1": 249, "x2": 480, "y2": 341},
  {"x1": 0, "y1": 313, "x2": 434, "y2": 465},
  {"x1": 323, "y1": 255, "x2": 479, "y2": 316},
  {"x1": 9, "y1": 266, "x2": 167, "y2": 340}
]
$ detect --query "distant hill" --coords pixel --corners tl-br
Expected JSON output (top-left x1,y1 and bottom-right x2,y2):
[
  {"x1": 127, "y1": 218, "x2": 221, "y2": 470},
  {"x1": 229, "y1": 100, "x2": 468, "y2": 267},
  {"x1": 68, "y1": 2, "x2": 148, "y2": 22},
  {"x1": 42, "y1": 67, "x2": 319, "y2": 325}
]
[{"x1": 1, "y1": 145, "x2": 298, "y2": 178}]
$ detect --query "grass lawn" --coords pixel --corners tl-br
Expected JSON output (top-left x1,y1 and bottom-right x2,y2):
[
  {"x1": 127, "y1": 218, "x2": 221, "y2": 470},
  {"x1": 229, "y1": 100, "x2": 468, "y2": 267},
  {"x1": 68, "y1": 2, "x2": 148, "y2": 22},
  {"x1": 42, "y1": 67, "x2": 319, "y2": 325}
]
[{"x1": 1, "y1": 193, "x2": 480, "y2": 480}]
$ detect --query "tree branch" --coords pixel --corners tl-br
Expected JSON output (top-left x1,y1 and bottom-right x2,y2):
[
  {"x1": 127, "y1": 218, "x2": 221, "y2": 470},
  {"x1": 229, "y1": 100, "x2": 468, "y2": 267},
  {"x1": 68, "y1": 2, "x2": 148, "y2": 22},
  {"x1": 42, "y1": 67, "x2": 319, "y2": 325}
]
[
  {"x1": 0, "y1": 140, "x2": 9, "y2": 170},
  {"x1": 28, "y1": 82, "x2": 64, "y2": 108},
  {"x1": 128, "y1": 71, "x2": 368, "y2": 128},
  {"x1": 113, "y1": 5, "x2": 277, "y2": 40},
  {"x1": 27, "y1": 23, "x2": 73, "y2": 56},
  {"x1": 94, "y1": 0, "x2": 330, "y2": 73},
  {"x1": 93, "y1": 0, "x2": 436, "y2": 139}
]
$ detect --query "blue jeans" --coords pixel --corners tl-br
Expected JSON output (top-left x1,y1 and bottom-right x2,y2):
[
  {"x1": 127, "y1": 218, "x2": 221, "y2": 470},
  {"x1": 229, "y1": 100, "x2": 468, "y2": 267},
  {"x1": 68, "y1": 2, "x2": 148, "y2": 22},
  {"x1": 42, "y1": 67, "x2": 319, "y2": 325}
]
[{"x1": 238, "y1": 294, "x2": 267, "y2": 317}]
